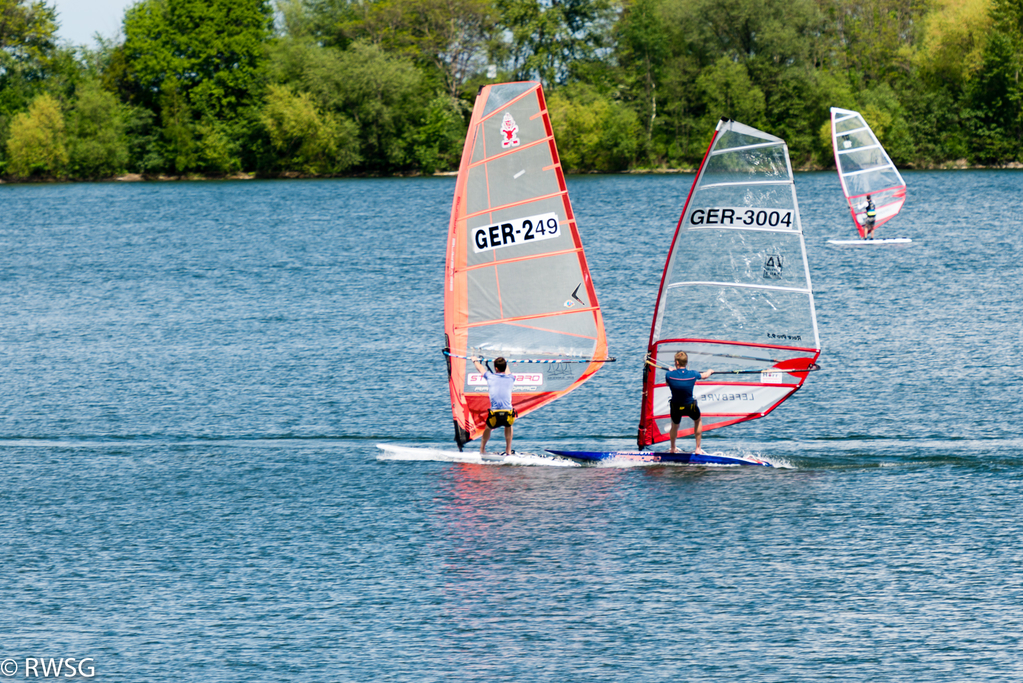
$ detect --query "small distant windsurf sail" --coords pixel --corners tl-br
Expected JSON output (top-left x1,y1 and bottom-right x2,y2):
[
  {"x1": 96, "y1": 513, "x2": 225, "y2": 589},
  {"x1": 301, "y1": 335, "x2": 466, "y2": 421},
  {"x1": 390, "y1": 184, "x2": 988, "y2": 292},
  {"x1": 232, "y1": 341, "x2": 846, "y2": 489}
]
[
  {"x1": 830, "y1": 107, "x2": 907, "y2": 239},
  {"x1": 637, "y1": 118, "x2": 821, "y2": 448},
  {"x1": 444, "y1": 81, "x2": 610, "y2": 449}
]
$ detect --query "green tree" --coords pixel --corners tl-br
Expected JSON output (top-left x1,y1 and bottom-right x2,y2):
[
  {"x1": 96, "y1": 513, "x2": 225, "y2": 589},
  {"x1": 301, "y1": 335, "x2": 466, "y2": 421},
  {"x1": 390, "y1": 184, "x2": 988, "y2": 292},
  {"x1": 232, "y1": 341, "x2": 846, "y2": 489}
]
[
  {"x1": 496, "y1": 0, "x2": 615, "y2": 85},
  {"x1": 408, "y1": 94, "x2": 466, "y2": 172},
  {"x1": 0, "y1": 0, "x2": 58, "y2": 82},
  {"x1": 0, "y1": 0, "x2": 63, "y2": 165},
  {"x1": 6, "y1": 92, "x2": 67, "y2": 177},
  {"x1": 67, "y1": 80, "x2": 128, "y2": 178},
  {"x1": 297, "y1": 0, "x2": 497, "y2": 96},
  {"x1": 268, "y1": 38, "x2": 429, "y2": 172},
  {"x1": 695, "y1": 57, "x2": 766, "y2": 128},
  {"x1": 260, "y1": 83, "x2": 360, "y2": 174},
  {"x1": 120, "y1": 0, "x2": 273, "y2": 120},
  {"x1": 547, "y1": 83, "x2": 643, "y2": 171},
  {"x1": 614, "y1": 0, "x2": 672, "y2": 142},
  {"x1": 968, "y1": 0, "x2": 1023, "y2": 160}
]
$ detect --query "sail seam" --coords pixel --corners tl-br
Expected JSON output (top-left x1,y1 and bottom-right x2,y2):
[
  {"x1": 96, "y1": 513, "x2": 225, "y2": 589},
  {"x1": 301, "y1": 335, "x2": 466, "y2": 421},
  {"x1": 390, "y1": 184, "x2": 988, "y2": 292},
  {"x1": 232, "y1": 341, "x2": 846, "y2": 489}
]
[
  {"x1": 667, "y1": 281, "x2": 811, "y2": 294},
  {"x1": 699, "y1": 180, "x2": 791, "y2": 188},
  {"x1": 464, "y1": 189, "x2": 570, "y2": 221},
  {"x1": 459, "y1": 306, "x2": 601, "y2": 329},
  {"x1": 458, "y1": 246, "x2": 585, "y2": 272},
  {"x1": 685, "y1": 225, "x2": 799, "y2": 234},
  {"x1": 837, "y1": 144, "x2": 881, "y2": 155},
  {"x1": 710, "y1": 141, "x2": 780, "y2": 154},
  {"x1": 837, "y1": 124, "x2": 870, "y2": 135},
  {"x1": 468, "y1": 136, "x2": 554, "y2": 170},
  {"x1": 842, "y1": 166, "x2": 892, "y2": 178}
]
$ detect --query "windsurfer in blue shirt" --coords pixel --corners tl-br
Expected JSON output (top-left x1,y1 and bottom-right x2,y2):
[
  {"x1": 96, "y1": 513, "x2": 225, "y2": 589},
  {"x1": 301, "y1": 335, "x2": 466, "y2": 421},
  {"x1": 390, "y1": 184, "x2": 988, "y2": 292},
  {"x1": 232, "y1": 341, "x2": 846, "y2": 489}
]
[
  {"x1": 665, "y1": 351, "x2": 714, "y2": 454},
  {"x1": 472, "y1": 356, "x2": 517, "y2": 455}
]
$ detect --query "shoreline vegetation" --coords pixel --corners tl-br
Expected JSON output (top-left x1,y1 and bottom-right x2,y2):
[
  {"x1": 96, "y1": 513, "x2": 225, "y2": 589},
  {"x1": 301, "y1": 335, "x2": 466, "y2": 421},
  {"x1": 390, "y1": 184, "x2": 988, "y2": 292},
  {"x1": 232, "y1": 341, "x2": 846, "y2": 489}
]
[
  {"x1": 1, "y1": 159, "x2": 1021, "y2": 186},
  {"x1": 1, "y1": 0, "x2": 1021, "y2": 184}
]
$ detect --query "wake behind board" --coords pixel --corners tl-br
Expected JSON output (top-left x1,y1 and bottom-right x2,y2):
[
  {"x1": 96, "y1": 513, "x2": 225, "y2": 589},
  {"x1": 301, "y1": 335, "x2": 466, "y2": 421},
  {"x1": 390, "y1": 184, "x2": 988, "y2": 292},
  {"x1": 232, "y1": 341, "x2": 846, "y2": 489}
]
[
  {"x1": 376, "y1": 444, "x2": 578, "y2": 467},
  {"x1": 827, "y1": 237, "x2": 911, "y2": 246},
  {"x1": 545, "y1": 449, "x2": 773, "y2": 467}
]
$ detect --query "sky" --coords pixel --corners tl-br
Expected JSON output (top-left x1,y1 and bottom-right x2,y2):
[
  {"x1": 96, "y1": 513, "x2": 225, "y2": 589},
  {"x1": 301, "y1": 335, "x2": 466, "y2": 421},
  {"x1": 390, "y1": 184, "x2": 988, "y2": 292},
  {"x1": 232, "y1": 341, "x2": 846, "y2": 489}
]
[{"x1": 51, "y1": 0, "x2": 136, "y2": 47}]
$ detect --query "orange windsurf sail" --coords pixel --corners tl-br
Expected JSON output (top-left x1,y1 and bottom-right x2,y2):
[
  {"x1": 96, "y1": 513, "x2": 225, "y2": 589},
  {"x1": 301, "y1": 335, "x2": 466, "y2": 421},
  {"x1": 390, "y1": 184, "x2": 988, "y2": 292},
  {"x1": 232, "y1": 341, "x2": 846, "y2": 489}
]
[{"x1": 444, "y1": 81, "x2": 610, "y2": 449}]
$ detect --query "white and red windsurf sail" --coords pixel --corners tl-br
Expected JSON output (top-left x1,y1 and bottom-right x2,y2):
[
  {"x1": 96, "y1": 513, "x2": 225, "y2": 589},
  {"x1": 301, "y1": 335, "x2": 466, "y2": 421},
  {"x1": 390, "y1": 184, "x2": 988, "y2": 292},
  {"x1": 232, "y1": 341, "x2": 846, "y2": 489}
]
[
  {"x1": 830, "y1": 107, "x2": 907, "y2": 239},
  {"x1": 444, "y1": 81, "x2": 610, "y2": 449},
  {"x1": 637, "y1": 118, "x2": 821, "y2": 448}
]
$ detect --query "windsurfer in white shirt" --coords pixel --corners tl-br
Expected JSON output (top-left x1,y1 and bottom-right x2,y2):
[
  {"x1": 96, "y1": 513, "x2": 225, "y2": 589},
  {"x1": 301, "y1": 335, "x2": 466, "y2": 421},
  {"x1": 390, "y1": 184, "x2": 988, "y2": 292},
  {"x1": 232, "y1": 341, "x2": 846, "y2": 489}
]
[{"x1": 472, "y1": 356, "x2": 517, "y2": 455}]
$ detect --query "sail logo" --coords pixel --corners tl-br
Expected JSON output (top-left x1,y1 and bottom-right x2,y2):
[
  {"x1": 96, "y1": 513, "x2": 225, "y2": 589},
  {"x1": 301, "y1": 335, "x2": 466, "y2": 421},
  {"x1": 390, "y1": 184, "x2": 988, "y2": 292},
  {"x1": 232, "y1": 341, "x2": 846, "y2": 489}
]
[
  {"x1": 564, "y1": 283, "x2": 587, "y2": 308},
  {"x1": 763, "y1": 253, "x2": 783, "y2": 279},
  {"x1": 501, "y1": 112, "x2": 520, "y2": 148},
  {"x1": 697, "y1": 392, "x2": 756, "y2": 402},
  {"x1": 468, "y1": 372, "x2": 542, "y2": 387},
  {"x1": 472, "y1": 212, "x2": 560, "y2": 253}
]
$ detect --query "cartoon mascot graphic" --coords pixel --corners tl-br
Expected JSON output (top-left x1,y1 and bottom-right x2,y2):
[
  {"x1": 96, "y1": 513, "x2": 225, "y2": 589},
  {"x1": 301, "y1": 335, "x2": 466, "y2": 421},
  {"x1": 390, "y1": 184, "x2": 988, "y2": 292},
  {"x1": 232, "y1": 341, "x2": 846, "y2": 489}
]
[{"x1": 500, "y1": 112, "x2": 520, "y2": 149}]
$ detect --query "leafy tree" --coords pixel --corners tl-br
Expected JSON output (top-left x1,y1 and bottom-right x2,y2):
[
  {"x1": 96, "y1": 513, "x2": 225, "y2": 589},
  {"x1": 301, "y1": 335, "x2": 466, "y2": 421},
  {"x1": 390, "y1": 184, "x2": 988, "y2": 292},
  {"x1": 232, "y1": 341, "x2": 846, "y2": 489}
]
[
  {"x1": 496, "y1": 0, "x2": 615, "y2": 85},
  {"x1": 158, "y1": 78, "x2": 196, "y2": 174},
  {"x1": 967, "y1": 0, "x2": 1023, "y2": 160},
  {"x1": 408, "y1": 93, "x2": 467, "y2": 172},
  {"x1": 823, "y1": 0, "x2": 930, "y2": 85},
  {"x1": 260, "y1": 83, "x2": 360, "y2": 174},
  {"x1": 614, "y1": 0, "x2": 672, "y2": 141},
  {"x1": 6, "y1": 92, "x2": 67, "y2": 177},
  {"x1": 0, "y1": 0, "x2": 63, "y2": 138},
  {"x1": 0, "y1": 0, "x2": 58, "y2": 79},
  {"x1": 695, "y1": 57, "x2": 766, "y2": 129},
  {"x1": 67, "y1": 80, "x2": 129, "y2": 178},
  {"x1": 547, "y1": 82, "x2": 643, "y2": 171},
  {"x1": 268, "y1": 38, "x2": 430, "y2": 172},
  {"x1": 913, "y1": 0, "x2": 991, "y2": 88},
  {"x1": 299, "y1": 0, "x2": 497, "y2": 96},
  {"x1": 120, "y1": 0, "x2": 273, "y2": 120}
]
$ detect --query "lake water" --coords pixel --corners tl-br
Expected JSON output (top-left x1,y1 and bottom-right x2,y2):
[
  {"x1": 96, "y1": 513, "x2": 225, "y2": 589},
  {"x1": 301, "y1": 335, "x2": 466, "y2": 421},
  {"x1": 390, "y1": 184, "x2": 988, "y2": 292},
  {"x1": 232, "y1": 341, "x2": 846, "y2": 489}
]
[{"x1": 1, "y1": 170, "x2": 1021, "y2": 681}]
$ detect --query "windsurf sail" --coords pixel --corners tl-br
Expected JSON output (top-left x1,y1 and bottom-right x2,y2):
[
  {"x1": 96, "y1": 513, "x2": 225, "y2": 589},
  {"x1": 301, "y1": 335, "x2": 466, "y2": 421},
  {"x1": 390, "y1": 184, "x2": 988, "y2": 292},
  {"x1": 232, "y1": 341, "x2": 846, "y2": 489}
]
[
  {"x1": 637, "y1": 118, "x2": 821, "y2": 448},
  {"x1": 444, "y1": 81, "x2": 610, "y2": 449},
  {"x1": 830, "y1": 107, "x2": 907, "y2": 239}
]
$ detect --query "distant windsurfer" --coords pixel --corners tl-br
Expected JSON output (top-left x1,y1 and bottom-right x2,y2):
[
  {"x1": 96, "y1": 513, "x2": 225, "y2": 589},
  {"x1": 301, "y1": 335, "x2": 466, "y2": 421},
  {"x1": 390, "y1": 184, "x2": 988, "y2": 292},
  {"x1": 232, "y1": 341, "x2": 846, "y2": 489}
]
[
  {"x1": 665, "y1": 351, "x2": 714, "y2": 454},
  {"x1": 863, "y1": 195, "x2": 877, "y2": 239},
  {"x1": 472, "y1": 356, "x2": 516, "y2": 455}
]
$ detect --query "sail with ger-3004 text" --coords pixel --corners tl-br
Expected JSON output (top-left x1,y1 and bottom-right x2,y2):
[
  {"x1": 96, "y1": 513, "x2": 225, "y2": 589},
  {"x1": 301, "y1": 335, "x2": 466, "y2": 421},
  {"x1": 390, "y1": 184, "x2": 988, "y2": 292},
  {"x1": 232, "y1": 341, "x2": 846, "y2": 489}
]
[
  {"x1": 637, "y1": 118, "x2": 821, "y2": 448},
  {"x1": 443, "y1": 81, "x2": 610, "y2": 450}
]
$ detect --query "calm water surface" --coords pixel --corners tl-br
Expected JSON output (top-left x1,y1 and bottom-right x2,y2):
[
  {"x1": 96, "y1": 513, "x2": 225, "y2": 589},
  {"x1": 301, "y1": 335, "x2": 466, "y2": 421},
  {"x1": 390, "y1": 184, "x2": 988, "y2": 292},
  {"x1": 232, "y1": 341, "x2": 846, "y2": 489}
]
[{"x1": 1, "y1": 171, "x2": 1022, "y2": 681}]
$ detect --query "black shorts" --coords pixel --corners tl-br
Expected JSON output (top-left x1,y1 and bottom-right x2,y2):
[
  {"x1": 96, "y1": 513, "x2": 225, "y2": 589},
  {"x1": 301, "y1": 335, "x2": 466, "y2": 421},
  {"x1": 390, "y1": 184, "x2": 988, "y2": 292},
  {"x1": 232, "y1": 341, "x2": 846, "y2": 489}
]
[
  {"x1": 670, "y1": 400, "x2": 700, "y2": 424},
  {"x1": 487, "y1": 409, "x2": 517, "y2": 428}
]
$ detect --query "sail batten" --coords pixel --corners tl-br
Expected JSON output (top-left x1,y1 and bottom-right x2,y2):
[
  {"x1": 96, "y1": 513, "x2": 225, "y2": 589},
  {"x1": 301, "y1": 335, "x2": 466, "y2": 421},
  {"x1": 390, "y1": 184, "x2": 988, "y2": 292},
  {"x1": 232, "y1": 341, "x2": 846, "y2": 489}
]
[
  {"x1": 637, "y1": 119, "x2": 821, "y2": 448},
  {"x1": 445, "y1": 81, "x2": 609, "y2": 449}
]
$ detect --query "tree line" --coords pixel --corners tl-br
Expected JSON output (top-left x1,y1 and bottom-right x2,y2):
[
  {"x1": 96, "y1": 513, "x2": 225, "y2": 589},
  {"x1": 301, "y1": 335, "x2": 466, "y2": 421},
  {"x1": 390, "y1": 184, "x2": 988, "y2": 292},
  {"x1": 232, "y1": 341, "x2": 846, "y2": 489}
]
[{"x1": 0, "y1": 0, "x2": 1020, "y2": 181}]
